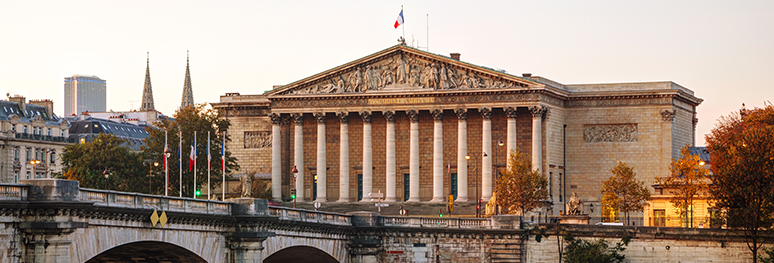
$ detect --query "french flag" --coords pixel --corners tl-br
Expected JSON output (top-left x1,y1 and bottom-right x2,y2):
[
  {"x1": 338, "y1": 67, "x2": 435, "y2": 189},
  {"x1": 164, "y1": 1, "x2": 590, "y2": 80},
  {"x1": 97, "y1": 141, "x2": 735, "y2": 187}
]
[
  {"x1": 394, "y1": 9, "x2": 404, "y2": 29},
  {"x1": 207, "y1": 132, "x2": 211, "y2": 168},
  {"x1": 189, "y1": 133, "x2": 196, "y2": 171},
  {"x1": 221, "y1": 134, "x2": 226, "y2": 171}
]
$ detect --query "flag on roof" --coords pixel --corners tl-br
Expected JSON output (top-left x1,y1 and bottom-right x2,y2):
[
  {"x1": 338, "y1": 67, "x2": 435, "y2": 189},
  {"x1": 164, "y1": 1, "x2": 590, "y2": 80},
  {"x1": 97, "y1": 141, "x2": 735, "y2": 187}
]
[{"x1": 394, "y1": 9, "x2": 404, "y2": 29}]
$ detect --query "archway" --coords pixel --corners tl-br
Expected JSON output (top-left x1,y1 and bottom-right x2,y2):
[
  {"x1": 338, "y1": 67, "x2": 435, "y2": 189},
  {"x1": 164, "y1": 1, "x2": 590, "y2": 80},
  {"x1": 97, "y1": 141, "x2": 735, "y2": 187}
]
[
  {"x1": 85, "y1": 241, "x2": 207, "y2": 263},
  {"x1": 264, "y1": 245, "x2": 339, "y2": 263}
]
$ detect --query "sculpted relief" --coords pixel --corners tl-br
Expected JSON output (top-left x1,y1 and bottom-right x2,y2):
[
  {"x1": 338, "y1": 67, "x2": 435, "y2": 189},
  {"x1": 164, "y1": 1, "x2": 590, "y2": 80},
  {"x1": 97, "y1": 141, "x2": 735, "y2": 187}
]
[
  {"x1": 290, "y1": 52, "x2": 526, "y2": 95},
  {"x1": 244, "y1": 131, "x2": 271, "y2": 149},
  {"x1": 583, "y1": 124, "x2": 638, "y2": 143}
]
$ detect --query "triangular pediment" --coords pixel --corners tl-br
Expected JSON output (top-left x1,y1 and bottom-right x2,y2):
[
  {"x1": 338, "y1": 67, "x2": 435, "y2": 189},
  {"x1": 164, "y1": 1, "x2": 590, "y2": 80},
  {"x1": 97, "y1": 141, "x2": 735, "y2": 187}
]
[{"x1": 266, "y1": 45, "x2": 540, "y2": 97}]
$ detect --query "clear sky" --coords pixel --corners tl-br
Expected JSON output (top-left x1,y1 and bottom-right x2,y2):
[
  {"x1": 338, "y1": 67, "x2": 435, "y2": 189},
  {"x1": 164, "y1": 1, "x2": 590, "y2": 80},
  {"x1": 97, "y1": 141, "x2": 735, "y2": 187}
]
[{"x1": 1, "y1": 1, "x2": 772, "y2": 146}]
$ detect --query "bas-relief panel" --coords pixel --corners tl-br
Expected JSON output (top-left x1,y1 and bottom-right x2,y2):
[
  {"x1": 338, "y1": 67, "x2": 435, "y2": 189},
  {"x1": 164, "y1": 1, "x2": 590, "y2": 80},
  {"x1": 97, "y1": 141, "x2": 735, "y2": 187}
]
[
  {"x1": 583, "y1": 124, "x2": 638, "y2": 143},
  {"x1": 288, "y1": 52, "x2": 527, "y2": 95},
  {"x1": 244, "y1": 131, "x2": 271, "y2": 149},
  {"x1": 272, "y1": 93, "x2": 540, "y2": 108}
]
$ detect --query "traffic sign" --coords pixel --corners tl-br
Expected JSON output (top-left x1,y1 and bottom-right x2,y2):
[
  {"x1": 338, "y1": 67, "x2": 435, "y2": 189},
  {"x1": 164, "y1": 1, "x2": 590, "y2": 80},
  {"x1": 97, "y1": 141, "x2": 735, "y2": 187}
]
[{"x1": 376, "y1": 203, "x2": 389, "y2": 207}]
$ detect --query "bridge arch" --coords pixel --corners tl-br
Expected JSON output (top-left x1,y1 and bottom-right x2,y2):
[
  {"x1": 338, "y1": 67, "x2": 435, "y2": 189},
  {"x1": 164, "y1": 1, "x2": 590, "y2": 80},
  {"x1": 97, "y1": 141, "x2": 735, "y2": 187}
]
[
  {"x1": 262, "y1": 234, "x2": 348, "y2": 262},
  {"x1": 264, "y1": 245, "x2": 339, "y2": 263},
  {"x1": 85, "y1": 241, "x2": 206, "y2": 263}
]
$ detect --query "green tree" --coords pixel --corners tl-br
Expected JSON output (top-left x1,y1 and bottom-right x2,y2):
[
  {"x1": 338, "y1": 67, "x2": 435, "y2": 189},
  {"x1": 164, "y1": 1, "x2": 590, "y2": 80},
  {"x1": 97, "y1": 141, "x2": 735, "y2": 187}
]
[
  {"x1": 143, "y1": 104, "x2": 239, "y2": 197},
  {"x1": 655, "y1": 144, "x2": 710, "y2": 228},
  {"x1": 706, "y1": 103, "x2": 774, "y2": 263},
  {"x1": 59, "y1": 133, "x2": 147, "y2": 191},
  {"x1": 495, "y1": 149, "x2": 548, "y2": 217},
  {"x1": 562, "y1": 235, "x2": 628, "y2": 263},
  {"x1": 600, "y1": 162, "x2": 651, "y2": 225}
]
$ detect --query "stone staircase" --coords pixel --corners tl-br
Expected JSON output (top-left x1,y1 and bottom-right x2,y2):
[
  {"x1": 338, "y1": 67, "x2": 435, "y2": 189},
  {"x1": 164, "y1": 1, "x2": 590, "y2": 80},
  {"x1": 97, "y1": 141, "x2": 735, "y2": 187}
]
[{"x1": 490, "y1": 240, "x2": 523, "y2": 263}]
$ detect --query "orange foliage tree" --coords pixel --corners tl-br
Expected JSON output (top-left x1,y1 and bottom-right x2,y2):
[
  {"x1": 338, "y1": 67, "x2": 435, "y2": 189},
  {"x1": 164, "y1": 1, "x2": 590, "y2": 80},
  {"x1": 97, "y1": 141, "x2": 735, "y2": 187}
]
[
  {"x1": 655, "y1": 145, "x2": 710, "y2": 228},
  {"x1": 706, "y1": 103, "x2": 774, "y2": 263},
  {"x1": 600, "y1": 162, "x2": 651, "y2": 225},
  {"x1": 495, "y1": 149, "x2": 548, "y2": 217}
]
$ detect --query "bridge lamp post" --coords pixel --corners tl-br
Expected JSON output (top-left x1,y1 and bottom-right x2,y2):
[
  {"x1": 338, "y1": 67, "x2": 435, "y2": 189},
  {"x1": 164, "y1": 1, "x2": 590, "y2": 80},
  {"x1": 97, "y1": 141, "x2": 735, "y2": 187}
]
[
  {"x1": 466, "y1": 152, "x2": 488, "y2": 218},
  {"x1": 494, "y1": 139, "x2": 503, "y2": 215},
  {"x1": 146, "y1": 161, "x2": 159, "y2": 194},
  {"x1": 103, "y1": 168, "x2": 111, "y2": 191},
  {"x1": 291, "y1": 165, "x2": 298, "y2": 209},
  {"x1": 30, "y1": 160, "x2": 40, "y2": 178},
  {"x1": 164, "y1": 145, "x2": 172, "y2": 196}
]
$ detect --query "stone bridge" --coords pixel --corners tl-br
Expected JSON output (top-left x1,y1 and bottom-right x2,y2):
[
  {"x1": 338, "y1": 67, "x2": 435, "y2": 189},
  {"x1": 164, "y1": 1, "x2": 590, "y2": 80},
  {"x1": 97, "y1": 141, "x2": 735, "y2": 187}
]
[{"x1": 0, "y1": 179, "x2": 763, "y2": 263}]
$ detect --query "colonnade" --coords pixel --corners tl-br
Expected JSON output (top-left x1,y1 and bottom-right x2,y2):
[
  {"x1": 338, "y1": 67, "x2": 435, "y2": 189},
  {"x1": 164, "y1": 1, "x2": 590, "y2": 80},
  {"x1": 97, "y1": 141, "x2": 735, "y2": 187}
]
[{"x1": 270, "y1": 106, "x2": 548, "y2": 202}]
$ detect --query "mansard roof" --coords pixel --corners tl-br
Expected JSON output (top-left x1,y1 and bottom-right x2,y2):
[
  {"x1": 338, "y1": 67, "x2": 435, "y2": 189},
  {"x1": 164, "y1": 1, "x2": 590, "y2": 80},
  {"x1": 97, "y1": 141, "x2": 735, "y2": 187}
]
[
  {"x1": 0, "y1": 101, "x2": 64, "y2": 126},
  {"x1": 264, "y1": 45, "x2": 544, "y2": 97}
]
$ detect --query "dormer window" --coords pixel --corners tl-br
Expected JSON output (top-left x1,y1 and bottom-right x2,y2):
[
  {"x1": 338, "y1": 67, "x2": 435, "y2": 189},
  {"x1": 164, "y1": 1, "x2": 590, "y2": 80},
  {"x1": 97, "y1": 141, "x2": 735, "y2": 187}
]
[
  {"x1": 11, "y1": 125, "x2": 15, "y2": 133},
  {"x1": 47, "y1": 128, "x2": 51, "y2": 136}
]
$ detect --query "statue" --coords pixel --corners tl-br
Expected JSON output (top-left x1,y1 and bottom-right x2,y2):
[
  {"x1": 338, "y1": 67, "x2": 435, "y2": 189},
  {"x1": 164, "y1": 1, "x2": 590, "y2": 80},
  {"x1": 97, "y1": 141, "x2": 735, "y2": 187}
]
[
  {"x1": 566, "y1": 192, "x2": 583, "y2": 215},
  {"x1": 240, "y1": 171, "x2": 253, "y2": 198}
]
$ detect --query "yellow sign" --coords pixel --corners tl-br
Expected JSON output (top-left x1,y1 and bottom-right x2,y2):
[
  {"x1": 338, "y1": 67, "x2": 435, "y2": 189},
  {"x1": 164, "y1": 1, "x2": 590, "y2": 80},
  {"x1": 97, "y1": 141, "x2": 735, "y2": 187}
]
[
  {"x1": 150, "y1": 209, "x2": 159, "y2": 227},
  {"x1": 368, "y1": 97, "x2": 434, "y2": 105},
  {"x1": 159, "y1": 211, "x2": 168, "y2": 228},
  {"x1": 447, "y1": 195, "x2": 454, "y2": 212}
]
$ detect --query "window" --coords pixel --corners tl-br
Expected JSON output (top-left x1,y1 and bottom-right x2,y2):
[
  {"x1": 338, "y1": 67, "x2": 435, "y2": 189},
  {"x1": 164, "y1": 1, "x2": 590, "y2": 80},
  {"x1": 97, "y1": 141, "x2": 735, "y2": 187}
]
[
  {"x1": 61, "y1": 130, "x2": 65, "y2": 137},
  {"x1": 41, "y1": 150, "x2": 46, "y2": 163},
  {"x1": 14, "y1": 172, "x2": 18, "y2": 183},
  {"x1": 50, "y1": 152, "x2": 56, "y2": 164},
  {"x1": 47, "y1": 128, "x2": 51, "y2": 136},
  {"x1": 14, "y1": 147, "x2": 19, "y2": 161},
  {"x1": 26, "y1": 171, "x2": 30, "y2": 180},
  {"x1": 25, "y1": 148, "x2": 30, "y2": 160},
  {"x1": 23, "y1": 125, "x2": 28, "y2": 134},
  {"x1": 653, "y1": 209, "x2": 666, "y2": 227},
  {"x1": 34, "y1": 149, "x2": 39, "y2": 160},
  {"x1": 11, "y1": 125, "x2": 15, "y2": 133}
]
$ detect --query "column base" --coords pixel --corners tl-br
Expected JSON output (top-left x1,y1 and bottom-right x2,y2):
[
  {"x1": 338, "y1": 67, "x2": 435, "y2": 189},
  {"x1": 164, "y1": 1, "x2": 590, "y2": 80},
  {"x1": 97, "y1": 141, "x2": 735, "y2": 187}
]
[
  {"x1": 384, "y1": 197, "x2": 397, "y2": 202},
  {"x1": 406, "y1": 197, "x2": 421, "y2": 202},
  {"x1": 429, "y1": 197, "x2": 445, "y2": 203},
  {"x1": 314, "y1": 198, "x2": 327, "y2": 203},
  {"x1": 455, "y1": 197, "x2": 470, "y2": 202},
  {"x1": 336, "y1": 198, "x2": 350, "y2": 203}
]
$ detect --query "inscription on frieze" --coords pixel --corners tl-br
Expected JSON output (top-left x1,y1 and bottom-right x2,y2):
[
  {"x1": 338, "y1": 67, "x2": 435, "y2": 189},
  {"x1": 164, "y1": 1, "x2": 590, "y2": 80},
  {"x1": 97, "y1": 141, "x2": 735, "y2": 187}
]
[
  {"x1": 583, "y1": 124, "x2": 638, "y2": 143},
  {"x1": 368, "y1": 97, "x2": 434, "y2": 105},
  {"x1": 244, "y1": 131, "x2": 271, "y2": 149}
]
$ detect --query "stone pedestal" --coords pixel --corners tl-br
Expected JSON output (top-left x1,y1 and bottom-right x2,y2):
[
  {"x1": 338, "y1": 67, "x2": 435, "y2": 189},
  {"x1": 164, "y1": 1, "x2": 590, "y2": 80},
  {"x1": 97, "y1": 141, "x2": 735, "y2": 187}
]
[{"x1": 560, "y1": 215, "x2": 591, "y2": 225}]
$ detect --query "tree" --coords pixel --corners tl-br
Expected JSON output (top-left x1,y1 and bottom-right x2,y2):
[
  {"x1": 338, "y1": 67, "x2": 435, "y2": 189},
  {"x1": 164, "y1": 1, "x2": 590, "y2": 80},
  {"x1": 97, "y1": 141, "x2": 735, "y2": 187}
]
[
  {"x1": 655, "y1": 144, "x2": 710, "y2": 228},
  {"x1": 600, "y1": 162, "x2": 651, "y2": 225},
  {"x1": 706, "y1": 103, "x2": 774, "y2": 263},
  {"x1": 562, "y1": 235, "x2": 628, "y2": 263},
  {"x1": 143, "y1": 104, "x2": 239, "y2": 197},
  {"x1": 495, "y1": 149, "x2": 549, "y2": 217},
  {"x1": 58, "y1": 133, "x2": 147, "y2": 191}
]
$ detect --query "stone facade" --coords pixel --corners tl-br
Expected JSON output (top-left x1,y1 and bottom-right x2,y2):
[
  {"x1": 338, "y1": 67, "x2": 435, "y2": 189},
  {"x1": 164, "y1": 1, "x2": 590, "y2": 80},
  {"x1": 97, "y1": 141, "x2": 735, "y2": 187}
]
[{"x1": 212, "y1": 45, "x2": 703, "y2": 218}]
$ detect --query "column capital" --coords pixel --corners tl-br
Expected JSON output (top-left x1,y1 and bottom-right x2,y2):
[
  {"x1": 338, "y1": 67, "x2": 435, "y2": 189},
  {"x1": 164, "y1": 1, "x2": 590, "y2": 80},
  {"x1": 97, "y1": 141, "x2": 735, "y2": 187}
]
[
  {"x1": 661, "y1": 109, "x2": 676, "y2": 122},
  {"x1": 455, "y1": 108, "x2": 468, "y2": 120},
  {"x1": 529, "y1": 105, "x2": 548, "y2": 119},
  {"x1": 292, "y1": 113, "x2": 304, "y2": 125},
  {"x1": 693, "y1": 115, "x2": 699, "y2": 128},
  {"x1": 383, "y1": 110, "x2": 396, "y2": 123},
  {"x1": 479, "y1": 107, "x2": 492, "y2": 120},
  {"x1": 505, "y1": 107, "x2": 518, "y2": 119},
  {"x1": 360, "y1": 111, "x2": 372, "y2": 123},
  {"x1": 314, "y1": 112, "x2": 327, "y2": 124},
  {"x1": 270, "y1": 113, "x2": 282, "y2": 125},
  {"x1": 431, "y1": 109, "x2": 444, "y2": 121},
  {"x1": 407, "y1": 110, "x2": 420, "y2": 123},
  {"x1": 336, "y1": 111, "x2": 349, "y2": 124}
]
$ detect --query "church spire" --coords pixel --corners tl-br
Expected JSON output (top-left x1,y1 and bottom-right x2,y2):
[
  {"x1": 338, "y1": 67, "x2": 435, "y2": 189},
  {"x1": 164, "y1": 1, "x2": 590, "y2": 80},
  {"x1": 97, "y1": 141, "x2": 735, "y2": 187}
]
[
  {"x1": 180, "y1": 50, "x2": 194, "y2": 109},
  {"x1": 140, "y1": 51, "x2": 155, "y2": 111}
]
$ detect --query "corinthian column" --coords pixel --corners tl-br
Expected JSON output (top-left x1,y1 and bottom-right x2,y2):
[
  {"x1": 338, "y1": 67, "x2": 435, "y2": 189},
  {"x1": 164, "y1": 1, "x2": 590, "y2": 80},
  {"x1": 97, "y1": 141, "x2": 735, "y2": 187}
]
[
  {"x1": 360, "y1": 111, "x2": 373, "y2": 202},
  {"x1": 505, "y1": 107, "x2": 517, "y2": 169},
  {"x1": 337, "y1": 112, "x2": 350, "y2": 202},
  {"x1": 270, "y1": 113, "x2": 282, "y2": 201},
  {"x1": 529, "y1": 106, "x2": 547, "y2": 175},
  {"x1": 384, "y1": 111, "x2": 397, "y2": 202},
  {"x1": 292, "y1": 113, "x2": 305, "y2": 201},
  {"x1": 455, "y1": 108, "x2": 469, "y2": 202},
  {"x1": 480, "y1": 108, "x2": 493, "y2": 202},
  {"x1": 431, "y1": 109, "x2": 444, "y2": 202},
  {"x1": 314, "y1": 112, "x2": 327, "y2": 202},
  {"x1": 407, "y1": 110, "x2": 421, "y2": 202}
]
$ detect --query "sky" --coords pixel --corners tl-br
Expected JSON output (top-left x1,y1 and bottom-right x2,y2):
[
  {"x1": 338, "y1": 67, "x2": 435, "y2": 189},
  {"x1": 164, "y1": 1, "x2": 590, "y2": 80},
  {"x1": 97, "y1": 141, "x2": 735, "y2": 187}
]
[{"x1": 1, "y1": 1, "x2": 772, "y2": 146}]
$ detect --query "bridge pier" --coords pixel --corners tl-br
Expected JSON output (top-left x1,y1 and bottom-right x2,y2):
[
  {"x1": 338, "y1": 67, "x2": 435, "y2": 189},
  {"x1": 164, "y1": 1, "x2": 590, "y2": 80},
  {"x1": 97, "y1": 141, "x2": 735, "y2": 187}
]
[{"x1": 230, "y1": 231, "x2": 276, "y2": 263}]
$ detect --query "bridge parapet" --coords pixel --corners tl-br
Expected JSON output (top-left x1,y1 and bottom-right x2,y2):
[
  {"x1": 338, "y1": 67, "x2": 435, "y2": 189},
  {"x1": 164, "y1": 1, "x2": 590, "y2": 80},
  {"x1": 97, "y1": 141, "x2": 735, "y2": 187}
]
[
  {"x1": 267, "y1": 206, "x2": 352, "y2": 226},
  {"x1": 0, "y1": 184, "x2": 28, "y2": 201},
  {"x1": 80, "y1": 188, "x2": 232, "y2": 215},
  {"x1": 380, "y1": 216, "x2": 494, "y2": 229}
]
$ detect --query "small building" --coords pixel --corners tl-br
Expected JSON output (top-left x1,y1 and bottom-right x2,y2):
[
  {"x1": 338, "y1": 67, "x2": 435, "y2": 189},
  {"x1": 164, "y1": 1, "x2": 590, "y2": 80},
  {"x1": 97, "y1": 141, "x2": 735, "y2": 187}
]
[
  {"x1": 67, "y1": 114, "x2": 150, "y2": 151},
  {"x1": 0, "y1": 95, "x2": 71, "y2": 182},
  {"x1": 644, "y1": 147, "x2": 715, "y2": 228}
]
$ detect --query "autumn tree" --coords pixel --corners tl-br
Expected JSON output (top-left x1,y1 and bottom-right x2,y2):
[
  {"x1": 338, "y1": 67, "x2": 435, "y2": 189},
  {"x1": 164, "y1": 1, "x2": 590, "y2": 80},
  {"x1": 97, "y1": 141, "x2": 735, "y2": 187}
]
[
  {"x1": 495, "y1": 149, "x2": 549, "y2": 218},
  {"x1": 655, "y1": 144, "x2": 710, "y2": 228},
  {"x1": 600, "y1": 162, "x2": 651, "y2": 225},
  {"x1": 59, "y1": 133, "x2": 147, "y2": 191},
  {"x1": 706, "y1": 103, "x2": 774, "y2": 263},
  {"x1": 143, "y1": 104, "x2": 239, "y2": 198}
]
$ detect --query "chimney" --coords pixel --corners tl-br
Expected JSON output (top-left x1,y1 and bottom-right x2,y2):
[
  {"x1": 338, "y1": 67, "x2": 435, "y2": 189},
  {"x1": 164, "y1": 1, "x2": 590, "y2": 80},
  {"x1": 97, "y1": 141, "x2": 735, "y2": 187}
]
[
  {"x1": 29, "y1": 99, "x2": 54, "y2": 118},
  {"x1": 8, "y1": 95, "x2": 26, "y2": 116},
  {"x1": 522, "y1": 73, "x2": 532, "y2": 78},
  {"x1": 450, "y1": 53, "x2": 461, "y2": 60}
]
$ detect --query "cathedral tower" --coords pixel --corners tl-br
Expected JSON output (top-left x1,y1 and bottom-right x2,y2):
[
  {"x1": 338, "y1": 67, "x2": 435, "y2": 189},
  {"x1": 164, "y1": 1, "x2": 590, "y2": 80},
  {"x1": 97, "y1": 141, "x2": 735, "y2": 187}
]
[
  {"x1": 140, "y1": 52, "x2": 155, "y2": 111},
  {"x1": 180, "y1": 51, "x2": 194, "y2": 109}
]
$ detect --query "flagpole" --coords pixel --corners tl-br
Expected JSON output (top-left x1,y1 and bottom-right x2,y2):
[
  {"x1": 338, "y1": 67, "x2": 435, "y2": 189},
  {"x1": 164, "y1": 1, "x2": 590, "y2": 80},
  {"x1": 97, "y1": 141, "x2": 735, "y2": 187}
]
[
  {"x1": 208, "y1": 131, "x2": 211, "y2": 200},
  {"x1": 193, "y1": 131, "x2": 197, "y2": 198},
  {"x1": 402, "y1": 5, "x2": 405, "y2": 41},
  {"x1": 222, "y1": 131, "x2": 226, "y2": 200},
  {"x1": 179, "y1": 130, "x2": 182, "y2": 198},
  {"x1": 165, "y1": 130, "x2": 169, "y2": 196}
]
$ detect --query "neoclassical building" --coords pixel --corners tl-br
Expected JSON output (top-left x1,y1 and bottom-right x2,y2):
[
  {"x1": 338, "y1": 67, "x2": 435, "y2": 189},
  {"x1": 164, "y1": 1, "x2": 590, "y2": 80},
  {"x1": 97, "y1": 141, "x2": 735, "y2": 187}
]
[{"x1": 213, "y1": 45, "x2": 702, "y2": 215}]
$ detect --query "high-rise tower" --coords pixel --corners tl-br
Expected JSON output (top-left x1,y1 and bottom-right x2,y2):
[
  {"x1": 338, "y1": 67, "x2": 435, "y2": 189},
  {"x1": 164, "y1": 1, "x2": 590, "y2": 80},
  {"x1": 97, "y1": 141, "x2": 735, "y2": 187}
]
[
  {"x1": 180, "y1": 51, "x2": 194, "y2": 109},
  {"x1": 64, "y1": 75, "x2": 106, "y2": 116},
  {"x1": 140, "y1": 52, "x2": 155, "y2": 111}
]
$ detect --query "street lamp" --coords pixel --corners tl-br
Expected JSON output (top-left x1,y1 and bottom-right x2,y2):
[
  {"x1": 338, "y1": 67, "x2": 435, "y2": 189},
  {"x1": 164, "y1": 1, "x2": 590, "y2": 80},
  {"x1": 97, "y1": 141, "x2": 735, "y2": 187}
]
[
  {"x1": 466, "y1": 152, "x2": 488, "y2": 217},
  {"x1": 164, "y1": 143, "x2": 172, "y2": 196},
  {"x1": 103, "y1": 168, "x2": 111, "y2": 190},
  {"x1": 494, "y1": 139, "x2": 504, "y2": 215},
  {"x1": 291, "y1": 165, "x2": 298, "y2": 208},
  {"x1": 30, "y1": 160, "x2": 40, "y2": 178},
  {"x1": 146, "y1": 161, "x2": 159, "y2": 194}
]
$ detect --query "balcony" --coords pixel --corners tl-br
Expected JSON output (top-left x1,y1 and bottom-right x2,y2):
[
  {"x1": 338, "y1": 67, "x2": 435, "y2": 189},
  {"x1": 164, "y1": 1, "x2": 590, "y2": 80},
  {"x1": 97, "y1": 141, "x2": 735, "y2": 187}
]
[{"x1": 15, "y1": 133, "x2": 75, "y2": 143}]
